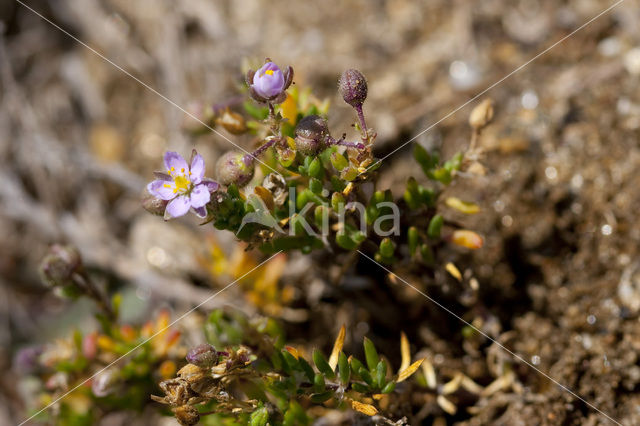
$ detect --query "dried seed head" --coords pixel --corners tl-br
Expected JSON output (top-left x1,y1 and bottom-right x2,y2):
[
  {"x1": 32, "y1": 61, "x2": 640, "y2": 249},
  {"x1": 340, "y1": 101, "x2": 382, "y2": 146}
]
[
  {"x1": 216, "y1": 109, "x2": 247, "y2": 135},
  {"x1": 186, "y1": 343, "x2": 219, "y2": 368},
  {"x1": 216, "y1": 151, "x2": 255, "y2": 187},
  {"x1": 338, "y1": 69, "x2": 368, "y2": 108},
  {"x1": 469, "y1": 99, "x2": 494, "y2": 130},
  {"x1": 294, "y1": 115, "x2": 329, "y2": 156},
  {"x1": 174, "y1": 405, "x2": 200, "y2": 426},
  {"x1": 263, "y1": 173, "x2": 288, "y2": 206}
]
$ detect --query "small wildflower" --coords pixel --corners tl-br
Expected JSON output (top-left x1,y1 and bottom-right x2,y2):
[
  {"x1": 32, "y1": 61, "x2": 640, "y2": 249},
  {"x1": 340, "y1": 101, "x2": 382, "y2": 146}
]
[
  {"x1": 247, "y1": 60, "x2": 293, "y2": 104},
  {"x1": 13, "y1": 346, "x2": 43, "y2": 374},
  {"x1": 147, "y1": 150, "x2": 219, "y2": 220},
  {"x1": 216, "y1": 151, "x2": 255, "y2": 187}
]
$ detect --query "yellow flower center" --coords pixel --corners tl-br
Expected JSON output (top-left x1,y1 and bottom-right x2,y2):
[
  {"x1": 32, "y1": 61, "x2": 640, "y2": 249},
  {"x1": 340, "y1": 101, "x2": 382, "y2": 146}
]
[
  {"x1": 264, "y1": 69, "x2": 274, "y2": 76},
  {"x1": 172, "y1": 175, "x2": 191, "y2": 193}
]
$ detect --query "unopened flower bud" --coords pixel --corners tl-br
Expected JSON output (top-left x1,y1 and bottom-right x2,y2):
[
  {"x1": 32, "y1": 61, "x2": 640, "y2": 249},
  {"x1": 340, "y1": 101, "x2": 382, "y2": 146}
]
[
  {"x1": 39, "y1": 245, "x2": 82, "y2": 288},
  {"x1": 174, "y1": 405, "x2": 200, "y2": 426},
  {"x1": 216, "y1": 109, "x2": 247, "y2": 135},
  {"x1": 247, "y1": 60, "x2": 294, "y2": 104},
  {"x1": 338, "y1": 69, "x2": 368, "y2": 108},
  {"x1": 186, "y1": 344, "x2": 219, "y2": 368},
  {"x1": 216, "y1": 151, "x2": 255, "y2": 187},
  {"x1": 295, "y1": 115, "x2": 329, "y2": 156}
]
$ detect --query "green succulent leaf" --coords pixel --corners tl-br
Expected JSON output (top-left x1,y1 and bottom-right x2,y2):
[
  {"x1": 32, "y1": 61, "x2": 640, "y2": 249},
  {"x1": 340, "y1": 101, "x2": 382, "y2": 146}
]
[
  {"x1": 313, "y1": 349, "x2": 335, "y2": 379},
  {"x1": 427, "y1": 214, "x2": 444, "y2": 239},
  {"x1": 363, "y1": 337, "x2": 380, "y2": 371},
  {"x1": 338, "y1": 352, "x2": 350, "y2": 385}
]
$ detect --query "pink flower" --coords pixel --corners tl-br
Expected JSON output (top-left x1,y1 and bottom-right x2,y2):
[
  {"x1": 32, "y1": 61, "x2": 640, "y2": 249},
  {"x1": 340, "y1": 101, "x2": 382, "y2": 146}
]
[{"x1": 147, "y1": 150, "x2": 219, "y2": 220}]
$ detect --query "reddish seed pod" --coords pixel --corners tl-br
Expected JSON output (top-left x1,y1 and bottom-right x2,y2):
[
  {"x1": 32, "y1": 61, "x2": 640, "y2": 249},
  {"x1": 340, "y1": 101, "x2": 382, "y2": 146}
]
[
  {"x1": 186, "y1": 344, "x2": 219, "y2": 368},
  {"x1": 338, "y1": 69, "x2": 368, "y2": 108}
]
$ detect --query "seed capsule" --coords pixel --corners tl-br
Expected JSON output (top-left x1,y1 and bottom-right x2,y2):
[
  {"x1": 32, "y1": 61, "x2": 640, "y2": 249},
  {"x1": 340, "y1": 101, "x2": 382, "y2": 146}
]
[
  {"x1": 39, "y1": 245, "x2": 82, "y2": 288},
  {"x1": 294, "y1": 115, "x2": 330, "y2": 156},
  {"x1": 186, "y1": 343, "x2": 219, "y2": 368},
  {"x1": 216, "y1": 151, "x2": 255, "y2": 186},
  {"x1": 338, "y1": 69, "x2": 368, "y2": 108}
]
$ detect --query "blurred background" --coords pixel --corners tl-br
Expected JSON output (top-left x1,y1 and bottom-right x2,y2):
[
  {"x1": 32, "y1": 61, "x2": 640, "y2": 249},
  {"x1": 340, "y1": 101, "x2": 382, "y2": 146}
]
[{"x1": 1, "y1": 0, "x2": 640, "y2": 424}]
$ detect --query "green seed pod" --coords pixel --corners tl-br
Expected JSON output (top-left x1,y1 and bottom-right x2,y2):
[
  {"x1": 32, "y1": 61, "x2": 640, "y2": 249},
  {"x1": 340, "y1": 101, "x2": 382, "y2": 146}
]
[{"x1": 216, "y1": 151, "x2": 255, "y2": 186}]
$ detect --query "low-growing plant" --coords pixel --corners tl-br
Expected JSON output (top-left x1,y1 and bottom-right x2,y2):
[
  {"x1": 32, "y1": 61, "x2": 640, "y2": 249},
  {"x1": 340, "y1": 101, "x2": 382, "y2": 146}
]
[
  {"x1": 21, "y1": 59, "x2": 495, "y2": 425},
  {"x1": 152, "y1": 309, "x2": 427, "y2": 425},
  {"x1": 143, "y1": 59, "x2": 486, "y2": 263}
]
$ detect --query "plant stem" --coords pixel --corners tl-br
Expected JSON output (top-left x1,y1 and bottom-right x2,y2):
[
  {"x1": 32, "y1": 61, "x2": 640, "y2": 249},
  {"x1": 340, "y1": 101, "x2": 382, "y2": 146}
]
[{"x1": 354, "y1": 105, "x2": 368, "y2": 140}]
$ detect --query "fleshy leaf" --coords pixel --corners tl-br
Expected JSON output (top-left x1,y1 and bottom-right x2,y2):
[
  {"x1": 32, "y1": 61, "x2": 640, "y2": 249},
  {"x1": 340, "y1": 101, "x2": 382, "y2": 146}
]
[{"x1": 363, "y1": 337, "x2": 380, "y2": 371}]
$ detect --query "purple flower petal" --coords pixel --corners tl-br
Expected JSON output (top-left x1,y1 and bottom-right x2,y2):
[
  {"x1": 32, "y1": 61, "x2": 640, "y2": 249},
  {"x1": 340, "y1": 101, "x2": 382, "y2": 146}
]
[
  {"x1": 193, "y1": 206, "x2": 207, "y2": 218},
  {"x1": 147, "y1": 180, "x2": 176, "y2": 201},
  {"x1": 201, "y1": 178, "x2": 219, "y2": 192},
  {"x1": 190, "y1": 184, "x2": 211, "y2": 208},
  {"x1": 165, "y1": 195, "x2": 190, "y2": 219},
  {"x1": 164, "y1": 151, "x2": 189, "y2": 176},
  {"x1": 190, "y1": 152, "x2": 205, "y2": 184}
]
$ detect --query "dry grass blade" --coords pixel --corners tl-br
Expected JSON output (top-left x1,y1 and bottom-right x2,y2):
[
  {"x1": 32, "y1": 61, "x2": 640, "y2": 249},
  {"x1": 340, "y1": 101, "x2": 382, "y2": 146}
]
[
  {"x1": 445, "y1": 262, "x2": 462, "y2": 282},
  {"x1": 441, "y1": 373, "x2": 462, "y2": 395},
  {"x1": 351, "y1": 400, "x2": 378, "y2": 416},
  {"x1": 397, "y1": 358, "x2": 424, "y2": 383},
  {"x1": 399, "y1": 332, "x2": 411, "y2": 373},
  {"x1": 436, "y1": 395, "x2": 457, "y2": 415},
  {"x1": 328, "y1": 325, "x2": 346, "y2": 370},
  {"x1": 422, "y1": 359, "x2": 437, "y2": 389}
]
